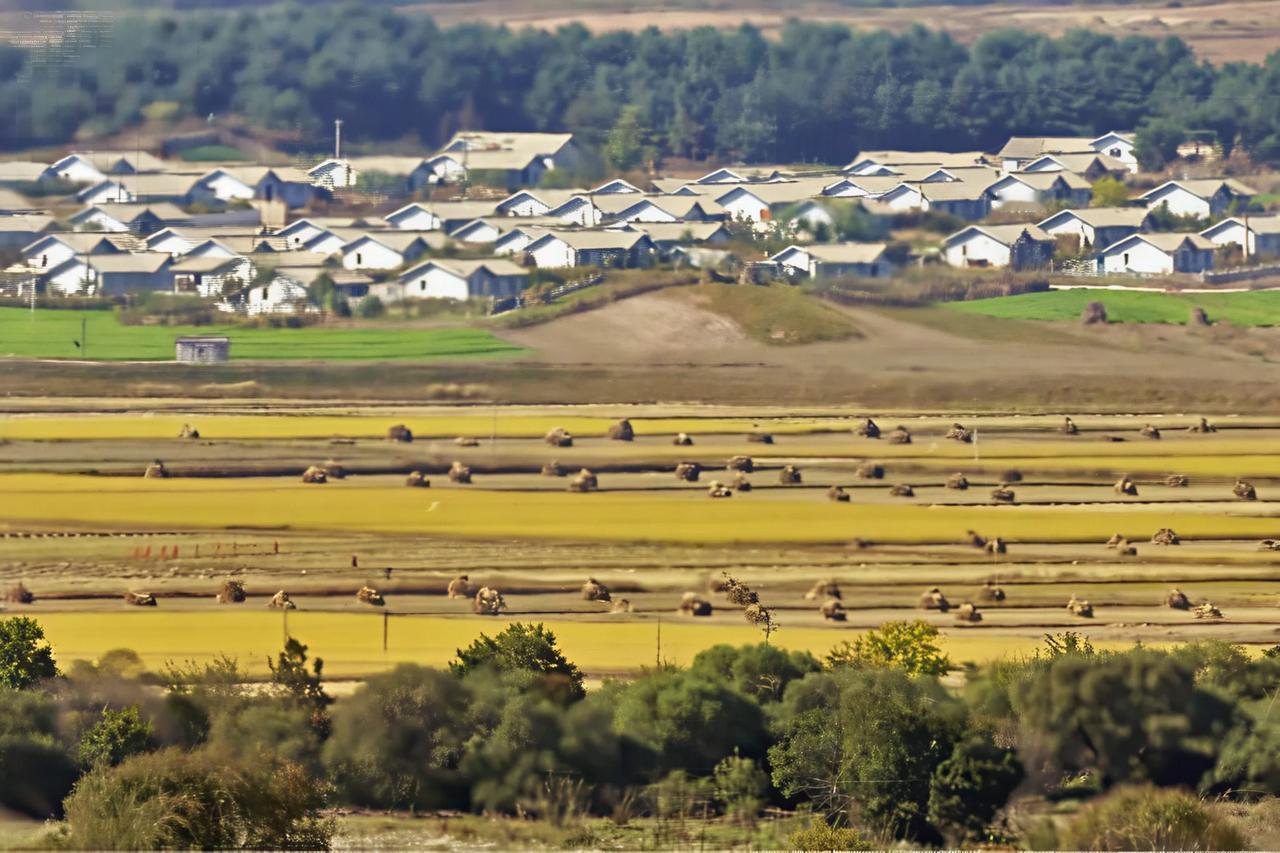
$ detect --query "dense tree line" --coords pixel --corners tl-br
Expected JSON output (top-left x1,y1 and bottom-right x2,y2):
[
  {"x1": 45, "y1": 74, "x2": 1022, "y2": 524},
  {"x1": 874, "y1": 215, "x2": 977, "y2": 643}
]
[
  {"x1": 5, "y1": 614, "x2": 1280, "y2": 848},
  {"x1": 3, "y1": 6, "x2": 1280, "y2": 165}
]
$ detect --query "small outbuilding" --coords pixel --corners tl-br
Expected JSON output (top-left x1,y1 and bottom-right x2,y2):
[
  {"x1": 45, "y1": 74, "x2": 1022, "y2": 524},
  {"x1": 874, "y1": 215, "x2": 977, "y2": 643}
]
[{"x1": 175, "y1": 336, "x2": 230, "y2": 363}]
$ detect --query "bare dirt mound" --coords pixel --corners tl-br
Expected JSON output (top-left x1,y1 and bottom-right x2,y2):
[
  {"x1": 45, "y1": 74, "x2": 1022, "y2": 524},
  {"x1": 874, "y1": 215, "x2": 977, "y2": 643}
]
[{"x1": 503, "y1": 288, "x2": 756, "y2": 363}]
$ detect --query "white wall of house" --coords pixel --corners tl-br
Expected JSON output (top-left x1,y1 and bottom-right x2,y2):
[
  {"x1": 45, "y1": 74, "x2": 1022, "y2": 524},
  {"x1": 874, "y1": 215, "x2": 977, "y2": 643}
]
[
  {"x1": 881, "y1": 186, "x2": 923, "y2": 211},
  {"x1": 280, "y1": 222, "x2": 328, "y2": 248},
  {"x1": 1098, "y1": 239, "x2": 1216, "y2": 274},
  {"x1": 450, "y1": 221, "x2": 503, "y2": 243},
  {"x1": 79, "y1": 182, "x2": 134, "y2": 204},
  {"x1": 185, "y1": 241, "x2": 239, "y2": 260},
  {"x1": 302, "y1": 232, "x2": 347, "y2": 255},
  {"x1": 341, "y1": 239, "x2": 404, "y2": 270},
  {"x1": 944, "y1": 233, "x2": 1012, "y2": 268},
  {"x1": 989, "y1": 179, "x2": 1038, "y2": 208},
  {"x1": 498, "y1": 194, "x2": 551, "y2": 217},
  {"x1": 148, "y1": 232, "x2": 196, "y2": 256},
  {"x1": 201, "y1": 171, "x2": 255, "y2": 202},
  {"x1": 245, "y1": 278, "x2": 310, "y2": 315},
  {"x1": 47, "y1": 157, "x2": 104, "y2": 185},
  {"x1": 73, "y1": 212, "x2": 130, "y2": 233},
  {"x1": 494, "y1": 232, "x2": 536, "y2": 255},
  {"x1": 1094, "y1": 136, "x2": 1138, "y2": 173},
  {"x1": 23, "y1": 239, "x2": 78, "y2": 270},
  {"x1": 529, "y1": 238, "x2": 577, "y2": 268},
  {"x1": 387, "y1": 207, "x2": 441, "y2": 230},
  {"x1": 773, "y1": 247, "x2": 813, "y2": 275},
  {"x1": 402, "y1": 266, "x2": 470, "y2": 300},
  {"x1": 552, "y1": 198, "x2": 600, "y2": 227},
  {"x1": 1145, "y1": 187, "x2": 1211, "y2": 218},
  {"x1": 613, "y1": 201, "x2": 678, "y2": 224},
  {"x1": 718, "y1": 191, "x2": 772, "y2": 223}
]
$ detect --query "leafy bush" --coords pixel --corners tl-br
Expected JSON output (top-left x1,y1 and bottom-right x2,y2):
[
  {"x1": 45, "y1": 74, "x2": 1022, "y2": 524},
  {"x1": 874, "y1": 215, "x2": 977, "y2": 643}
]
[
  {"x1": 825, "y1": 620, "x2": 951, "y2": 676},
  {"x1": 451, "y1": 623, "x2": 584, "y2": 702},
  {"x1": 0, "y1": 616, "x2": 59, "y2": 690},
  {"x1": 689, "y1": 643, "x2": 820, "y2": 703},
  {"x1": 711, "y1": 751, "x2": 768, "y2": 822},
  {"x1": 0, "y1": 734, "x2": 79, "y2": 818},
  {"x1": 77, "y1": 705, "x2": 152, "y2": 768},
  {"x1": 787, "y1": 820, "x2": 876, "y2": 851},
  {"x1": 355, "y1": 295, "x2": 385, "y2": 318},
  {"x1": 927, "y1": 736, "x2": 1024, "y2": 844},
  {"x1": 1058, "y1": 785, "x2": 1245, "y2": 851},
  {"x1": 60, "y1": 747, "x2": 333, "y2": 850}
]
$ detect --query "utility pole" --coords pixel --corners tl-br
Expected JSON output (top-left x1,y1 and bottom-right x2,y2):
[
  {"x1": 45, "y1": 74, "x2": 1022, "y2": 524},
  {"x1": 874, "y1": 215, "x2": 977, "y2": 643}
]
[{"x1": 81, "y1": 316, "x2": 87, "y2": 359}]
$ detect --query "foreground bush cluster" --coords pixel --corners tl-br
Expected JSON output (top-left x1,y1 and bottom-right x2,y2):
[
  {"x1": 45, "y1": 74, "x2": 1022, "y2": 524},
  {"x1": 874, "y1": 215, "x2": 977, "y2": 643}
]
[{"x1": 2, "y1": 616, "x2": 1280, "y2": 849}]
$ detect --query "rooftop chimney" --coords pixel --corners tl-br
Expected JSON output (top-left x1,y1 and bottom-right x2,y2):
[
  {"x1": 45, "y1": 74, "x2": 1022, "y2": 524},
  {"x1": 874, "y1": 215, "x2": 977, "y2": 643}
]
[{"x1": 334, "y1": 119, "x2": 343, "y2": 160}]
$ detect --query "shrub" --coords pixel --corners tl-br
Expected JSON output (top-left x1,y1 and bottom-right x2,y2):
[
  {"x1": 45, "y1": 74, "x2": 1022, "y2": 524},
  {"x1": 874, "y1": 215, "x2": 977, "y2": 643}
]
[
  {"x1": 0, "y1": 734, "x2": 79, "y2": 818},
  {"x1": 689, "y1": 643, "x2": 820, "y2": 703},
  {"x1": 77, "y1": 705, "x2": 152, "y2": 768},
  {"x1": 711, "y1": 751, "x2": 768, "y2": 822},
  {"x1": 451, "y1": 623, "x2": 584, "y2": 702},
  {"x1": 355, "y1": 295, "x2": 385, "y2": 318},
  {"x1": 787, "y1": 820, "x2": 876, "y2": 851},
  {"x1": 927, "y1": 736, "x2": 1024, "y2": 844},
  {"x1": 826, "y1": 620, "x2": 951, "y2": 677},
  {"x1": 0, "y1": 616, "x2": 59, "y2": 690},
  {"x1": 1058, "y1": 785, "x2": 1246, "y2": 851}
]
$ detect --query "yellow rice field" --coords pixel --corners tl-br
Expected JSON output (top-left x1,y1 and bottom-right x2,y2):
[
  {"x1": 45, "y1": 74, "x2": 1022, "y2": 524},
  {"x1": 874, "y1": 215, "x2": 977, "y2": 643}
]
[
  {"x1": 1, "y1": 473, "x2": 1278, "y2": 544},
  {"x1": 29, "y1": 611, "x2": 1149, "y2": 678}
]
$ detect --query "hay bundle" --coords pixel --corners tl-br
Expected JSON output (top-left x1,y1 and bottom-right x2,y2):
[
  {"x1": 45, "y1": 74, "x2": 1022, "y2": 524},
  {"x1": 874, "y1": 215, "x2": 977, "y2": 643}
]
[
  {"x1": 1066, "y1": 595, "x2": 1093, "y2": 617},
  {"x1": 474, "y1": 587, "x2": 507, "y2": 616},
  {"x1": 977, "y1": 580, "x2": 1006, "y2": 603},
  {"x1": 1102, "y1": 435, "x2": 1126, "y2": 443},
  {"x1": 1117, "y1": 542, "x2": 1137, "y2": 557},
  {"x1": 946, "y1": 473, "x2": 970, "y2": 490},
  {"x1": 1106, "y1": 532, "x2": 1127, "y2": 548},
  {"x1": 581, "y1": 577, "x2": 611, "y2": 602},
  {"x1": 672, "y1": 432, "x2": 694, "y2": 446},
  {"x1": 954, "y1": 601, "x2": 982, "y2": 622},
  {"x1": 889, "y1": 483, "x2": 915, "y2": 497},
  {"x1": 1113, "y1": 475, "x2": 1138, "y2": 496},
  {"x1": 675, "y1": 462, "x2": 701, "y2": 482},
  {"x1": 301, "y1": 465, "x2": 328, "y2": 484},
  {"x1": 887, "y1": 426, "x2": 912, "y2": 445},
  {"x1": 455, "y1": 436, "x2": 480, "y2": 447},
  {"x1": 820, "y1": 598, "x2": 847, "y2": 622},
  {"x1": 611, "y1": 598, "x2": 633, "y2": 614},
  {"x1": 1139, "y1": 424, "x2": 1161, "y2": 440},
  {"x1": 727, "y1": 455, "x2": 754, "y2": 473},
  {"x1": 1234, "y1": 480, "x2": 1258, "y2": 501},
  {"x1": 1190, "y1": 306, "x2": 1210, "y2": 327},
  {"x1": 1164, "y1": 473, "x2": 1190, "y2": 488},
  {"x1": 216, "y1": 579, "x2": 246, "y2": 604},
  {"x1": 405, "y1": 470, "x2": 430, "y2": 488},
  {"x1": 1193, "y1": 602, "x2": 1223, "y2": 619},
  {"x1": 730, "y1": 472, "x2": 752, "y2": 492},
  {"x1": 985, "y1": 537, "x2": 1007, "y2": 555},
  {"x1": 447, "y1": 575, "x2": 472, "y2": 598},
  {"x1": 779, "y1": 464, "x2": 802, "y2": 485},
  {"x1": 541, "y1": 460, "x2": 567, "y2": 477},
  {"x1": 1081, "y1": 300, "x2": 1107, "y2": 324},
  {"x1": 707, "y1": 575, "x2": 730, "y2": 594},
  {"x1": 1188, "y1": 417, "x2": 1216, "y2": 434},
  {"x1": 1259, "y1": 539, "x2": 1280, "y2": 552},
  {"x1": 746, "y1": 433, "x2": 774, "y2": 444},
  {"x1": 178, "y1": 423, "x2": 200, "y2": 439},
  {"x1": 1165, "y1": 588, "x2": 1191, "y2": 610},
  {"x1": 1151, "y1": 527, "x2": 1180, "y2": 545},
  {"x1": 124, "y1": 591, "x2": 157, "y2": 607},
  {"x1": 805, "y1": 579, "x2": 841, "y2": 601},
  {"x1": 544, "y1": 427, "x2": 574, "y2": 448},
  {"x1": 945, "y1": 422, "x2": 972, "y2": 443},
  {"x1": 828, "y1": 485, "x2": 850, "y2": 502},
  {"x1": 918, "y1": 587, "x2": 950, "y2": 612},
  {"x1": 356, "y1": 586, "x2": 385, "y2": 607},
  {"x1": 322, "y1": 460, "x2": 346, "y2": 479},
  {"x1": 967, "y1": 529, "x2": 988, "y2": 549},
  {"x1": 606, "y1": 419, "x2": 635, "y2": 441},
  {"x1": 448, "y1": 461, "x2": 472, "y2": 483},
  {"x1": 143, "y1": 460, "x2": 168, "y2": 479},
  {"x1": 852, "y1": 537, "x2": 873, "y2": 549},
  {"x1": 568, "y1": 468, "x2": 598, "y2": 492},
  {"x1": 1001, "y1": 469, "x2": 1023, "y2": 484},
  {"x1": 4, "y1": 583, "x2": 33, "y2": 604},
  {"x1": 387, "y1": 424, "x2": 413, "y2": 443},
  {"x1": 1062, "y1": 416, "x2": 1079, "y2": 435},
  {"x1": 679, "y1": 592, "x2": 713, "y2": 617},
  {"x1": 854, "y1": 419, "x2": 881, "y2": 439},
  {"x1": 707, "y1": 481, "x2": 733, "y2": 498},
  {"x1": 990, "y1": 486, "x2": 1016, "y2": 503},
  {"x1": 856, "y1": 462, "x2": 885, "y2": 480},
  {"x1": 268, "y1": 590, "x2": 295, "y2": 609}
]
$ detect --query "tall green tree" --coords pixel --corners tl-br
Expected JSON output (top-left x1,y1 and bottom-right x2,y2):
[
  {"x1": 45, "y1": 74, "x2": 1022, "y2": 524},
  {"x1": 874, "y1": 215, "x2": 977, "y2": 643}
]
[{"x1": 0, "y1": 617, "x2": 58, "y2": 690}]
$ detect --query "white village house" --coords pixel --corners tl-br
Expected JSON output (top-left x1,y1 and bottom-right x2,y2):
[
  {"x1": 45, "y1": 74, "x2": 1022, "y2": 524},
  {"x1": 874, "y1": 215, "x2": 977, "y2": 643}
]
[
  {"x1": 1036, "y1": 207, "x2": 1151, "y2": 252},
  {"x1": 384, "y1": 258, "x2": 530, "y2": 302},
  {"x1": 1139, "y1": 179, "x2": 1257, "y2": 219},
  {"x1": 985, "y1": 171, "x2": 1093, "y2": 210},
  {"x1": 1096, "y1": 232, "x2": 1216, "y2": 275},
  {"x1": 943, "y1": 224, "x2": 1055, "y2": 270},
  {"x1": 1199, "y1": 215, "x2": 1280, "y2": 257},
  {"x1": 770, "y1": 243, "x2": 892, "y2": 279},
  {"x1": 525, "y1": 230, "x2": 656, "y2": 269}
]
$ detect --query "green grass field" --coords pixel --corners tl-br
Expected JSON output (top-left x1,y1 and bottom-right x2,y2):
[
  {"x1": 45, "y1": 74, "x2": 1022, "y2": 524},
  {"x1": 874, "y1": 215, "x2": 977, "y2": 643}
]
[
  {"x1": 0, "y1": 308, "x2": 525, "y2": 361},
  {"x1": 946, "y1": 288, "x2": 1280, "y2": 326}
]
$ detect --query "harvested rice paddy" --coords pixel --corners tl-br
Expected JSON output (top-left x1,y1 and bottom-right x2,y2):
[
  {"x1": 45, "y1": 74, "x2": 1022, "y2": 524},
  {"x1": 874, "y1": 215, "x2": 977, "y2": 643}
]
[{"x1": 3, "y1": 403, "x2": 1280, "y2": 677}]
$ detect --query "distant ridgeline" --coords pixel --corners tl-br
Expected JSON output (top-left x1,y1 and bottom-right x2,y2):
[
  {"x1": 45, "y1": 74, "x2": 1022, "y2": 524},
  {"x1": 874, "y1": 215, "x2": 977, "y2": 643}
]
[{"x1": 0, "y1": 5, "x2": 1270, "y2": 164}]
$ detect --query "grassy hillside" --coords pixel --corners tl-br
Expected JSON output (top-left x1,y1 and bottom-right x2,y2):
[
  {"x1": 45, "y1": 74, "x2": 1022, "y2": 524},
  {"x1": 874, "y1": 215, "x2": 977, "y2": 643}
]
[
  {"x1": 692, "y1": 283, "x2": 860, "y2": 344},
  {"x1": 946, "y1": 288, "x2": 1280, "y2": 326},
  {"x1": 0, "y1": 308, "x2": 524, "y2": 361}
]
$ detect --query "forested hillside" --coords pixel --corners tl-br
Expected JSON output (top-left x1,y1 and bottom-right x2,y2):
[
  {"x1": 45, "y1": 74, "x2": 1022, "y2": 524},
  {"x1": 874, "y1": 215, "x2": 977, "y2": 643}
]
[{"x1": 1, "y1": 4, "x2": 1275, "y2": 163}]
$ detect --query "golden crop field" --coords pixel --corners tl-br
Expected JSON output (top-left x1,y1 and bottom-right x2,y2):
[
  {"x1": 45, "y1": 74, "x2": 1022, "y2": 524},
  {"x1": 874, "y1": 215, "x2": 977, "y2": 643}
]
[
  {"x1": 29, "y1": 611, "x2": 1150, "y2": 678},
  {"x1": 1, "y1": 472, "x2": 1278, "y2": 544}
]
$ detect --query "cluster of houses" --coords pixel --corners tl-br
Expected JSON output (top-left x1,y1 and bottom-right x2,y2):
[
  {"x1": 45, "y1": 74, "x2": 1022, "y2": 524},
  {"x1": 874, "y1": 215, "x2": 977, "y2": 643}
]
[{"x1": 0, "y1": 128, "x2": 1271, "y2": 313}]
